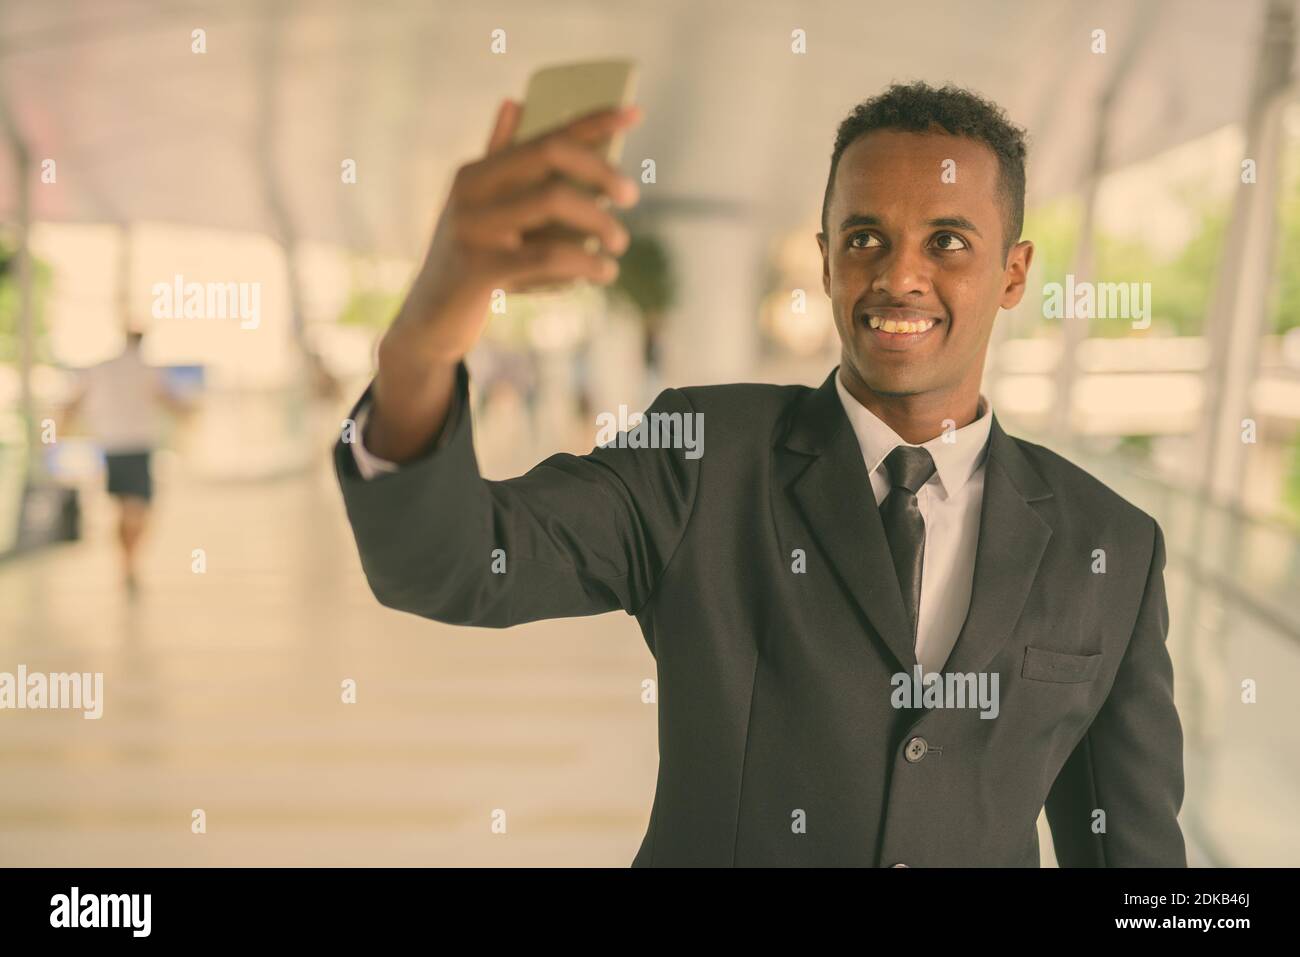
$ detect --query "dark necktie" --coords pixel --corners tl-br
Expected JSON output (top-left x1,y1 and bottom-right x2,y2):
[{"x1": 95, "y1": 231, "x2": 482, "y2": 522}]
[{"x1": 879, "y1": 445, "x2": 937, "y2": 648}]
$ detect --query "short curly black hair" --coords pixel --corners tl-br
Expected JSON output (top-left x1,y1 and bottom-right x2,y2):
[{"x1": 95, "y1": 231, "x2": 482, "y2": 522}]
[{"x1": 820, "y1": 81, "x2": 1028, "y2": 257}]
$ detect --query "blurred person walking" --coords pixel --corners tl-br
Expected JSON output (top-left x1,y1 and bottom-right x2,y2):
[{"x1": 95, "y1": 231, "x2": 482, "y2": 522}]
[{"x1": 64, "y1": 329, "x2": 190, "y2": 593}]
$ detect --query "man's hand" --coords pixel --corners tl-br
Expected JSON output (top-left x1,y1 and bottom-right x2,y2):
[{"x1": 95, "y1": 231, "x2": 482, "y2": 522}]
[{"x1": 366, "y1": 99, "x2": 643, "y2": 463}]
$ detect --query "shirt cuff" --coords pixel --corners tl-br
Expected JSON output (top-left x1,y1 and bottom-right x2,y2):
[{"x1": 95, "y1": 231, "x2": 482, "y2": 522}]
[
  {"x1": 349, "y1": 387, "x2": 462, "y2": 480},
  {"x1": 350, "y1": 400, "x2": 400, "y2": 479}
]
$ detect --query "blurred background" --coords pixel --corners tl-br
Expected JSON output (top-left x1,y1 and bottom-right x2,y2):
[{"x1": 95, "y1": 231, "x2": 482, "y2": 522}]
[{"x1": 1, "y1": 0, "x2": 1298, "y2": 867}]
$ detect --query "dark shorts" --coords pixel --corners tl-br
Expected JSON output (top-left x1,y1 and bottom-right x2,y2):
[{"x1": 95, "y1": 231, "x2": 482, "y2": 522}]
[{"x1": 104, "y1": 451, "x2": 153, "y2": 501}]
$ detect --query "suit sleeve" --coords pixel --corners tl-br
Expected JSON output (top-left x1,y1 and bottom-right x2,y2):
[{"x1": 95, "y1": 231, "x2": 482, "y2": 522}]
[
  {"x1": 1044, "y1": 518, "x2": 1187, "y2": 866},
  {"x1": 349, "y1": 396, "x2": 459, "y2": 478},
  {"x1": 333, "y1": 361, "x2": 701, "y2": 627}
]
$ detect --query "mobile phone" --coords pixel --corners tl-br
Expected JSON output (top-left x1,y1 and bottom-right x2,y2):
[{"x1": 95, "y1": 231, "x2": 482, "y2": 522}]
[{"x1": 510, "y1": 59, "x2": 639, "y2": 288}]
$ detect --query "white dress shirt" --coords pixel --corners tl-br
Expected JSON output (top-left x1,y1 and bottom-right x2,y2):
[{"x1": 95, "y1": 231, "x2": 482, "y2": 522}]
[
  {"x1": 834, "y1": 372, "x2": 993, "y2": 676},
  {"x1": 349, "y1": 376, "x2": 994, "y2": 676},
  {"x1": 77, "y1": 350, "x2": 170, "y2": 453},
  {"x1": 349, "y1": 400, "x2": 401, "y2": 479}
]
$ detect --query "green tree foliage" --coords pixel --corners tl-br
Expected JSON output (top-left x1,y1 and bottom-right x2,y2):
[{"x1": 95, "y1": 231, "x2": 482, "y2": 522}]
[
  {"x1": 1269, "y1": 136, "x2": 1300, "y2": 335},
  {"x1": 0, "y1": 240, "x2": 52, "y2": 363},
  {"x1": 610, "y1": 233, "x2": 676, "y2": 318}
]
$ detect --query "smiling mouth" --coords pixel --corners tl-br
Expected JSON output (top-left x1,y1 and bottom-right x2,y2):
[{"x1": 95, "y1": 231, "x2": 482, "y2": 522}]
[
  {"x1": 866, "y1": 315, "x2": 939, "y2": 334},
  {"x1": 858, "y1": 310, "x2": 943, "y2": 348}
]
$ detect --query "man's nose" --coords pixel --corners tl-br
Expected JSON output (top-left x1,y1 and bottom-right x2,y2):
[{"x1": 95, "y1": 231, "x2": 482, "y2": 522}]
[{"x1": 870, "y1": 244, "x2": 932, "y2": 298}]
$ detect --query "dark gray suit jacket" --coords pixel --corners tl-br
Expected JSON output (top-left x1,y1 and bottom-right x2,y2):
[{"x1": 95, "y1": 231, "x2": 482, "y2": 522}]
[{"x1": 334, "y1": 363, "x2": 1186, "y2": 867}]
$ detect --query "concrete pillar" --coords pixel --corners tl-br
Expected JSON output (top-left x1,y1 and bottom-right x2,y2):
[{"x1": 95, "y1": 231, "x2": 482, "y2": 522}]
[
  {"x1": 1199, "y1": 0, "x2": 1295, "y2": 504},
  {"x1": 654, "y1": 212, "x2": 763, "y2": 387},
  {"x1": 1052, "y1": 1, "x2": 1160, "y2": 436}
]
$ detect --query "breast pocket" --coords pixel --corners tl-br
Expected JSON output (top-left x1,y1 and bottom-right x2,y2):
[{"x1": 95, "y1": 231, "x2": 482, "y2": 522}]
[{"x1": 1021, "y1": 645, "x2": 1102, "y2": 683}]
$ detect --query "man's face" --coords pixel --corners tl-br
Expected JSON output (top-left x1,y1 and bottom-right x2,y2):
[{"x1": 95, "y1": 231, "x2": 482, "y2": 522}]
[{"x1": 818, "y1": 129, "x2": 1032, "y2": 403}]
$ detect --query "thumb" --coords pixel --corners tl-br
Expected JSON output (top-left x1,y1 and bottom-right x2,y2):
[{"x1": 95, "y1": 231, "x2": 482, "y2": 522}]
[{"x1": 485, "y1": 99, "x2": 519, "y2": 155}]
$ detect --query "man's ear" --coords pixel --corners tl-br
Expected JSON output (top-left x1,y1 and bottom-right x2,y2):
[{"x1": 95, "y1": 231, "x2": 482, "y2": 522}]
[
  {"x1": 816, "y1": 232, "x2": 830, "y2": 297},
  {"x1": 999, "y1": 239, "x2": 1034, "y2": 310}
]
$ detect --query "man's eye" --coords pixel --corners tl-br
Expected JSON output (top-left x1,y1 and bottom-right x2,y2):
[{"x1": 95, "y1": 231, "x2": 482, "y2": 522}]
[
  {"x1": 932, "y1": 232, "x2": 969, "y2": 251},
  {"x1": 848, "y1": 232, "x2": 881, "y2": 249}
]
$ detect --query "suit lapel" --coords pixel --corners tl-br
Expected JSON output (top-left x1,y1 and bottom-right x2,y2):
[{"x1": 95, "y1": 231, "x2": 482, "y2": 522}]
[
  {"x1": 785, "y1": 369, "x2": 917, "y2": 672},
  {"x1": 941, "y1": 413, "x2": 1054, "y2": 675},
  {"x1": 782, "y1": 368, "x2": 1054, "y2": 677}
]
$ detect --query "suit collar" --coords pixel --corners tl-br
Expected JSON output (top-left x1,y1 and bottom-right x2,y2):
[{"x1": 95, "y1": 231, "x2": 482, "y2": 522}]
[
  {"x1": 782, "y1": 367, "x2": 1054, "y2": 675},
  {"x1": 784, "y1": 368, "x2": 1053, "y2": 501},
  {"x1": 832, "y1": 370, "x2": 993, "y2": 500}
]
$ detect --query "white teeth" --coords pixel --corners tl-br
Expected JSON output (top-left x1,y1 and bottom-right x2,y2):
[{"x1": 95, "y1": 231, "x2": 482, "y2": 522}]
[{"x1": 867, "y1": 315, "x2": 936, "y2": 334}]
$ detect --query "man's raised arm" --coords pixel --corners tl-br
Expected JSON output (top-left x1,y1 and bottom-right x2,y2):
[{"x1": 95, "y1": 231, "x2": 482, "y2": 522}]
[
  {"x1": 334, "y1": 98, "x2": 700, "y2": 627},
  {"x1": 361, "y1": 98, "x2": 641, "y2": 467},
  {"x1": 336, "y1": 364, "x2": 700, "y2": 626}
]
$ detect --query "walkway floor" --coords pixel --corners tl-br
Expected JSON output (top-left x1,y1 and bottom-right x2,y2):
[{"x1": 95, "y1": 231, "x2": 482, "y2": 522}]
[{"x1": 0, "y1": 448, "x2": 659, "y2": 866}]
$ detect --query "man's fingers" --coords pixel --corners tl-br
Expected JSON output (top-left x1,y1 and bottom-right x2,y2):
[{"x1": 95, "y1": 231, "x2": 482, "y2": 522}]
[
  {"x1": 484, "y1": 99, "x2": 520, "y2": 155},
  {"x1": 447, "y1": 99, "x2": 640, "y2": 290},
  {"x1": 459, "y1": 180, "x2": 629, "y2": 253},
  {"x1": 555, "y1": 103, "x2": 642, "y2": 146},
  {"x1": 495, "y1": 238, "x2": 619, "y2": 291},
  {"x1": 461, "y1": 133, "x2": 639, "y2": 208}
]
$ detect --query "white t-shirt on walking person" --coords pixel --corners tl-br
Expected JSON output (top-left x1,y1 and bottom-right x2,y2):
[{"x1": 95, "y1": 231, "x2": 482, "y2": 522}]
[{"x1": 76, "y1": 349, "x2": 170, "y2": 454}]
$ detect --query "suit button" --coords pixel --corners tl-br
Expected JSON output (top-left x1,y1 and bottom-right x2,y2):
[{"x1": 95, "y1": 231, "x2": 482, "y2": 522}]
[
  {"x1": 904, "y1": 736, "x2": 928, "y2": 763},
  {"x1": 891, "y1": 862, "x2": 909, "y2": 868}
]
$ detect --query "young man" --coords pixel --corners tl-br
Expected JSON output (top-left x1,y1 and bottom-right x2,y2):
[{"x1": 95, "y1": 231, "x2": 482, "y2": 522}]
[{"x1": 334, "y1": 82, "x2": 1186, "y2": 867}]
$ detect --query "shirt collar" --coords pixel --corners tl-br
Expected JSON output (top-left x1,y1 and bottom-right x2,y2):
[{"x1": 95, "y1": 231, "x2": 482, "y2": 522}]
[{"x1": 834, "y1": 370, "x2": 993, "y2": 499}]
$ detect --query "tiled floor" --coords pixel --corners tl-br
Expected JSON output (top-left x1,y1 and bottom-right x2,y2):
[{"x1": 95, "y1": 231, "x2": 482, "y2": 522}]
[{"x1": 0, "y1": 452, "x2": 660, "y2": 866}]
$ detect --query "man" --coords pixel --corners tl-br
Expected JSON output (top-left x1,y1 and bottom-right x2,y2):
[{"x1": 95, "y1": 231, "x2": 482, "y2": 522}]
[
  {"x1": 65, "y1": 330, "x2": 188, "y2": 593},
  {"x1": 334, "y1": 82, "x2": 1186, "y2": 867}
]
